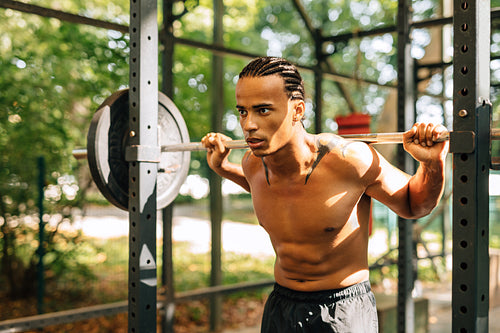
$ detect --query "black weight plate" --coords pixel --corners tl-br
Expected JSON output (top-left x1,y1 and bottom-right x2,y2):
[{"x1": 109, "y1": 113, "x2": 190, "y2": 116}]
[{"x1": 87, "y1": 89, "x2": 190, "y2": 210}]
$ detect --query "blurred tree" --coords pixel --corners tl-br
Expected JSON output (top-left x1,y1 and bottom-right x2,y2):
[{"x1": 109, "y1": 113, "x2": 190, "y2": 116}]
[{"x1": 0, "y1": 0, "x2": 130, "y2": 298}]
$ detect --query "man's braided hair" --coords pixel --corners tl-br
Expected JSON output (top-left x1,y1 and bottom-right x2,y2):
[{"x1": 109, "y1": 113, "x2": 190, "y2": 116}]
[{"x1": 239, "y1": 57, "x2": 305, "y2": 101}]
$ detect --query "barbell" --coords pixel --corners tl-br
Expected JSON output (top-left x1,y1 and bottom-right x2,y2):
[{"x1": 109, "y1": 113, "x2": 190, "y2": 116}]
[{"x1": 76, "y1": 89, "x2": 500, "y2": 211}]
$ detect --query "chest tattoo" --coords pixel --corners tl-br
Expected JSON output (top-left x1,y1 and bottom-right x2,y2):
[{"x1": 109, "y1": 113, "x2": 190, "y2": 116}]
[
  {"x1": 305, "y1": 136, "x2": 349, "y2": 184},
  {"x1": 259, "y1": 136, "x2": 350, "y2": 186},
  {"x1": 261, "y1": 158, "x2": 271, "y2": 185}
]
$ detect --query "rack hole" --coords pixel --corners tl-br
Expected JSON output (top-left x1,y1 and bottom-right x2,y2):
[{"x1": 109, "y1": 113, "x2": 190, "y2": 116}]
[
  {"x1": 461, "y1": 23, "x2": 468, "y2": 31},
  {"x1": 460, "y1": 175, "x2": 468, "y2": 183},
  {"x1": 460, "y1": 306, "x2": 467, "y2": 314},
  {"x1": 460, "y1": 154, "x2": 468, "y2": 161},
  {"x1": 460, "y1": 284, "x2": 468, "y2": 292},
  {"x1": 460, "y1": 240, "x2": 468, "y2": 248},
  {"x1": 461, "y1": 1, "x2": 468, "y2": 10},
  {"x1": 460, "y1": 219, "x2": 468, "y2": 226},
  {"x1": 459, "y1": 87, "x2": 468, "y2": 96},
  {"x1": 460, "y1": 197, "x2": 468, "y2": 205},
  {"x1": 461, "y1": 66, "x2": 468, "y2": 75},
  {"x1": 460, "y1": 262, "x2": 468, "y2": 270}
]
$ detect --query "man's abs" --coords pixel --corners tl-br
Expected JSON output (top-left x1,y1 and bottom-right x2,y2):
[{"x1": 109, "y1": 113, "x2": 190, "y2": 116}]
[{"x1": 272, "y1": 238, "x2": 370, "y2": 292}]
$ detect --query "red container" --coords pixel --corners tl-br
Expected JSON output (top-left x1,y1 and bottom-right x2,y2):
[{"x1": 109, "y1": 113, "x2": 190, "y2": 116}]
[{"x1": 335, "y1": 113, "x2": 371, "y2": 135}]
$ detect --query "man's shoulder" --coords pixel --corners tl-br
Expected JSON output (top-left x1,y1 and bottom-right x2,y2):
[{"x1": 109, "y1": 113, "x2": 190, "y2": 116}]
[{"x1": 314, "y1": 133, "x2": 371, "y2": 159}]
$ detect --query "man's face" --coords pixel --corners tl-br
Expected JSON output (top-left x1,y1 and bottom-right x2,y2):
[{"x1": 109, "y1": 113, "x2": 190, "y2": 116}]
[{"x1": 236, "y1": 75, "x2": 299, "y2": 157}]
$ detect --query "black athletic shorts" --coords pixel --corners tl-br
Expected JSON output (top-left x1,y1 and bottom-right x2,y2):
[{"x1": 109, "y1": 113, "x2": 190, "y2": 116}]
[{"x1": 261, "y1": 280, "x2": 378, "y2": 333}]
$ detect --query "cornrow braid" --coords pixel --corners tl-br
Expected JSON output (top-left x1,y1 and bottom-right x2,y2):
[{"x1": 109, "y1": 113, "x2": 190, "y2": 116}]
[{"x1": 239, "y1": 57, "x2": 305, "y2": 101}]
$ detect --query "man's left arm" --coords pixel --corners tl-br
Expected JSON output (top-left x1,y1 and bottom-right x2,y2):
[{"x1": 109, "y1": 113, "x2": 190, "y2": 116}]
[
  {"x1": 403, "y1": 123, "x2": 449, "y2": 218},
  {"x1": 364, "y1": 123, "x2": 449, "y2": 219}
]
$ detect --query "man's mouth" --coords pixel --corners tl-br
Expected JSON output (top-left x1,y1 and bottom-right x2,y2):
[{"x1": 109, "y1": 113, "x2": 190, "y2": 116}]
[{"x1": 246, "y1": 137, "x2": 265, "y2": 149}]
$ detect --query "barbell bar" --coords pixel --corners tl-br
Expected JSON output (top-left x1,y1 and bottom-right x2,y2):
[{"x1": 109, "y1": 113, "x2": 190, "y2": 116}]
[{"x1": 75, "y1": 128, "x2": 500, "y2": 156}]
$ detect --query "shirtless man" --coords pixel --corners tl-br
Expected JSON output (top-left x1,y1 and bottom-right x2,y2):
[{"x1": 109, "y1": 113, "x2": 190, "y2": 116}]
[{"x1": 202, "y1": 57, "x2": 448, "y2": 332}]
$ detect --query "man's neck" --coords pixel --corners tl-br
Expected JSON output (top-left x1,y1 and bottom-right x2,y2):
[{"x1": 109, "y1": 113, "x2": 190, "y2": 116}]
[{"x1": 261, "y1": 132, "x2": 317, "y2": 179}]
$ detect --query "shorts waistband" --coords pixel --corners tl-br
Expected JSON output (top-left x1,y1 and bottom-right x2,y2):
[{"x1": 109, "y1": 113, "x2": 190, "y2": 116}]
[{"x1": 272, "y1": 280, "x2": 372, "y2": 303}]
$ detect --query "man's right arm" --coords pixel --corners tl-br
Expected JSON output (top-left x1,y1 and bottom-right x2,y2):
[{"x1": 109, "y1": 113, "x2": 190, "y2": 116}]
[{"x1": 201, "y1": 133, "x2": 251, "y2": 192}]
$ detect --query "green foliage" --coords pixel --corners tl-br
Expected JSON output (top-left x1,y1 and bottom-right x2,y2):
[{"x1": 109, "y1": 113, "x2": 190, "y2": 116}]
[
  {"x1": 0, "y1": 0, "x2": 130, "y2": 299},
  {"x1": 171, "y1": 242, "x2": 274, "y2": 292}
]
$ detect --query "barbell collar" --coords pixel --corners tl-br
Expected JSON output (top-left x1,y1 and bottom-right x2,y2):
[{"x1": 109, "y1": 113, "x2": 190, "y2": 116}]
[{"x1": 125, "y1": 145, "x2": 161, "y2": 162}]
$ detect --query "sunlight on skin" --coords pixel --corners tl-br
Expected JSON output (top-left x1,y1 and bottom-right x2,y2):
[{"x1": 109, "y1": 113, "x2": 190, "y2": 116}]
[
  {"x1": 343, "y1": 140, "x2": 410, "y2": 199},
  {"x1": 325, "y1": 191, "x2": 347, "y2": 207}
]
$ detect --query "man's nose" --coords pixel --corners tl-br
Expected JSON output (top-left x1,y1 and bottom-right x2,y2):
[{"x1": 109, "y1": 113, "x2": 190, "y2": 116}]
[{"x1": 242, "y1": 113, "x2": 258, "y2": 132}]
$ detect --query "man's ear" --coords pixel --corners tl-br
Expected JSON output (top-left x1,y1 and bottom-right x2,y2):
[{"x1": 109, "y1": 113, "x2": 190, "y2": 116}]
[{"x1": 293, "y1": 100, "x2": 306, "y2": 122}]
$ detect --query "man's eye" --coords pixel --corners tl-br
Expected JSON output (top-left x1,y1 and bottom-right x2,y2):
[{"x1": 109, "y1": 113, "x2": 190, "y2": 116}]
[
  {"x1": 238, "y1": 109, "x2": 247, "y2": 116},
  {"x1": 259, "y1": 108, "x2": 270, "y2": 114}
]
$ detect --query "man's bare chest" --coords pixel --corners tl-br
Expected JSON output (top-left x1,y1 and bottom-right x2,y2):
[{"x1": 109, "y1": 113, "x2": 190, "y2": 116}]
[{"x1": 249, "y1": 174, "x2": 367, "y2": 238}]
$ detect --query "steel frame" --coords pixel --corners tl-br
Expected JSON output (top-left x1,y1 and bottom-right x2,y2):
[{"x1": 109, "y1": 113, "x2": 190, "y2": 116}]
[
  {"x1": 396, "y1": 0, "x2": 417, "y2": 331},
  {"x1": 127, "y1": 0, "x2": 159, "y2": 332},
  {"x1": 452, "y1": 0, "x2": 491, "y2": 331}
]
